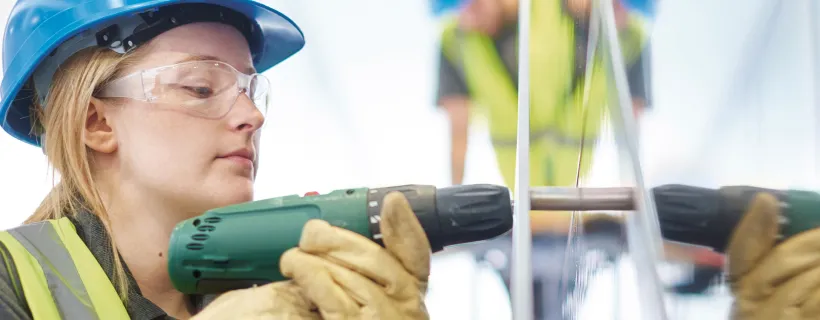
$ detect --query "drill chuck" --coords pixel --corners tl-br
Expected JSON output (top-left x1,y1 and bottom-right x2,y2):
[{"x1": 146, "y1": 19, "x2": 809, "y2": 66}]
[
  {"x1": 430, "y1": 184, "x2": 514, "y2": 247},
  {"x1": 369, "y1": 184, "x2": 513, "y2": 251},
  {"x1": 653, "y1": 184, "x2": 783, "y2": 252}
]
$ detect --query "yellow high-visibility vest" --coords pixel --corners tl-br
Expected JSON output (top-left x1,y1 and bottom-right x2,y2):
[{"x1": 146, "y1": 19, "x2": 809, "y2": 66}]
[
  {"x1": 440, "y1": 0, "x2": 647, "y2": 191},
  {"x1": 0, "y1": 217, "x2": 130, "y2": 319}
]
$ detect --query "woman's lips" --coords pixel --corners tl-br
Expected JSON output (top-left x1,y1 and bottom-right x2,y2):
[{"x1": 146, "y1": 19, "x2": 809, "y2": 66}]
[{"x1": 221, "y1": 155, "x2": 254, "y2": 170}]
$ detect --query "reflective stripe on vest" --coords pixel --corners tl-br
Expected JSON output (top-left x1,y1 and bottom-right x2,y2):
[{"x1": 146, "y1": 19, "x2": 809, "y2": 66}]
[
  {"x1": 0, "y1": 218, "x2": 129, "y2": 319},
  {"x1": 9, "y1": 221, "x2": 96, "y2": 319},
  {"x1": 440, "y1": 0, "x2": 646, "y2": 188}
]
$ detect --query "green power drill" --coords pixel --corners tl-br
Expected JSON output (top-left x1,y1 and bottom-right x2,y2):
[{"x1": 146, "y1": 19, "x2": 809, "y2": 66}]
[{"x1": 167, "y1": 184, "x2": 514, "y2": 294}]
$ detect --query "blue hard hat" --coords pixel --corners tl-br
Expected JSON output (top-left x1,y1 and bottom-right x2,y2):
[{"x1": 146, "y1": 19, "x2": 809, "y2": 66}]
[{"x1": 0, "y1": 0, "x2": 305, "y2": 147}]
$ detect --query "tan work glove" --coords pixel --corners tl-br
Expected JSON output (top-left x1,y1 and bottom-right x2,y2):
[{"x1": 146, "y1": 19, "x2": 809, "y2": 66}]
[
  {"x1": 191, "y1": 280, "x2": 320, "y2": 319},
  {"x1": 727, "y1": 192, "x2": 820, "y2": 320},
  {"x1": 280, "y1": 192, "x2": 432, "y2": 319}
]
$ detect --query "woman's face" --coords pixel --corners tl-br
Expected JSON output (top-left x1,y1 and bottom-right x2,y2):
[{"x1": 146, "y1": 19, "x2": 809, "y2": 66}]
[{"x1": 99, "y1": 22, "x2": 264, "y2": 216}]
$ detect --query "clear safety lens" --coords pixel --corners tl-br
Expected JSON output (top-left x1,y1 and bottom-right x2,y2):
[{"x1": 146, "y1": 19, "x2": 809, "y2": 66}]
[
  {"x1": 99, "y1": 60, "x2": 271, "y2": 120},
  {"x1": 248, "y1": 73, "x2": 271, "y2": 120}
]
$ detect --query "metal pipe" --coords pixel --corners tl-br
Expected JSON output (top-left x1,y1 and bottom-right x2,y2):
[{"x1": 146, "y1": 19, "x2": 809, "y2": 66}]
[
  {"x1": 528, "y1": 187, "x2": 635, "y2": 211},
  {"x1": 511, "y1": 0, "x2": 534, "y2": 318}
]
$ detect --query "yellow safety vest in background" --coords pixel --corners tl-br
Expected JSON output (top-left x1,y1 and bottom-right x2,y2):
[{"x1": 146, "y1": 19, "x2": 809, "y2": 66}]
[
  {"x1": 441, "y1": 0, "x2": 647, "y2": 191},
  {"x1": 0, "y1": 218, "x2": 129, "y2": 319}
]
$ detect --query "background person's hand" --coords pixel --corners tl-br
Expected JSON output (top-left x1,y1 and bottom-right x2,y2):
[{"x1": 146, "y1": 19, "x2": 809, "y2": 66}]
[
  {"x1": 280, "y1": 192, "x2": 432, "y2": 319},
  {"x1": 565, "y1": 0, "x2": 629, "y2": 29},
  {"x1": 191, "y1": 281, "x2": 320, "y2": 320},
  {"x1": 727, "y1": 192, "x2": 820, "y2": 320}
]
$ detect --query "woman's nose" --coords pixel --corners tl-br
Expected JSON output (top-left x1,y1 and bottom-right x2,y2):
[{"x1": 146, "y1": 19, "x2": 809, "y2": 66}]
[{"x1": 228, "y1": 94, "x2": 266, "y2": 132}]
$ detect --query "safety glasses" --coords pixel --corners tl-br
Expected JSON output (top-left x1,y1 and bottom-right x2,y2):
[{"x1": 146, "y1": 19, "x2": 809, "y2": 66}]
[{"x1": 97, "y1": 60, "x2": 270, "y2": 120}]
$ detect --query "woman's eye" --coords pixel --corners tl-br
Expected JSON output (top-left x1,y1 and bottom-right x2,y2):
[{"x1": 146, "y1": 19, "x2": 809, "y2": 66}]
[{"x1": 182, "y1": 85, "x2": 214, "y2": 98}]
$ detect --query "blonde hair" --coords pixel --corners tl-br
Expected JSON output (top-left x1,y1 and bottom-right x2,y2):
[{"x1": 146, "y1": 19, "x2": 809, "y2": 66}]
[{"x1": 28, "y1": 46, "x2": 148, "y2": 303}]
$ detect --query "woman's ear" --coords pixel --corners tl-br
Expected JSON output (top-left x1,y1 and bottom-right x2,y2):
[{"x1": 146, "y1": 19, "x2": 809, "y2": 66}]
[{"x1": 84, "y1": 97, "x2": 118, "y2": 153}]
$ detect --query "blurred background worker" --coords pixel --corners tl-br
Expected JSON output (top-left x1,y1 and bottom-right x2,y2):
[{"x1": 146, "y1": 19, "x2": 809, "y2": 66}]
[
  {"x1": 430, "y1": 0, "x2": 652, "y2": 318},
  {"x1": 432, "y1": 0, "x2": 651, "y2": 233}
]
